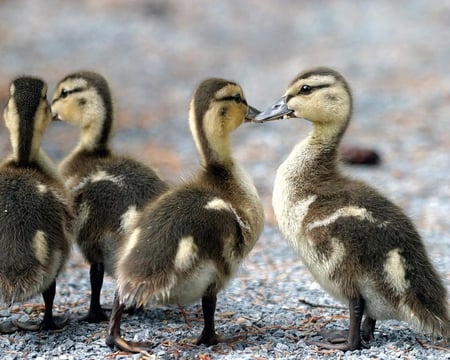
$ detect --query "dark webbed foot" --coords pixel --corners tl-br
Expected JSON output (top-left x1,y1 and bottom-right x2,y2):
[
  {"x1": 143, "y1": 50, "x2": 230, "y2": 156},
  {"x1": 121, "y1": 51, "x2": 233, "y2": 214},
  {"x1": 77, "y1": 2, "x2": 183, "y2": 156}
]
[
  {"x1": 311, "y1": 339, "x2": 368, "y2": 351},
  {"x1": 106, "y1": 290, "x2": 153, "y2": 353},
  {"x1": 312, "y1": 296, "x2": 368, "y2": 352},
  {"x1": 78, "y1": 308, "x2": 109, "y2": 323},
  {"x1": 318, "y1": 329, "x2": 349, "y2": 344},
  {"x1": 0, "y1": 319, "x2": 18, "y2": 333},
  {"x1": 195, "y1": 331, "x2": 225, "y2": 346},
  {"x1": 106, "y1": 334, "x2": 154, "y2": 353},
  {"x1": 14, "y1": 281, "x2": 69, "y2": 331},
  {"x1": 14, "y1": 314, "x2": 69, "y2": 332}
]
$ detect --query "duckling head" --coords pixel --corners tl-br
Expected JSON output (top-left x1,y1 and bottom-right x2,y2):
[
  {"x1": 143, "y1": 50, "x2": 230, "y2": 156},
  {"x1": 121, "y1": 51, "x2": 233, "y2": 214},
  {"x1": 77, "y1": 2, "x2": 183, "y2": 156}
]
[
  {"x1": 51, "y1": 71, "x2": 113, "y2": 150},
  {"x1": 189, "y1": 78, "x2": 258, "y2": 165},
  {"x1": 4, "y1": 76, "x2": 51, "y2": 164},
  {"x1": 255, "y1": 67, "x2": 353, "y2": 139}
]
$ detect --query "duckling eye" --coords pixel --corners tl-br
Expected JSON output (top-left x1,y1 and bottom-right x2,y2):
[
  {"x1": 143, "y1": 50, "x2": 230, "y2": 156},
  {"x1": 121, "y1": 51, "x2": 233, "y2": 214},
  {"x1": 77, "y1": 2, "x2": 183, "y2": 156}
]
[
  {"x1": 60, "y1": 89, "x2": 69, "y2": 98},
  {"x1": 299, "y1": 85, "x2": 312, "y2": 95},
  {"x1": 232, "y1": 94, "x2": 243, "y2": 103}
]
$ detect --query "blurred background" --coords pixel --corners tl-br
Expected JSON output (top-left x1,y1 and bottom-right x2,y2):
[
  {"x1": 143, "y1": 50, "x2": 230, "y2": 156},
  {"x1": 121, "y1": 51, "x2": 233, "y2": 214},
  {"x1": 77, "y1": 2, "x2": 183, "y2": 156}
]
[
  {"x1": 0, "y1": 0, "x2": 449, "y2": 261},
  {"x1": 0, "y1": 1, "x2": 449, "y2": 357}
]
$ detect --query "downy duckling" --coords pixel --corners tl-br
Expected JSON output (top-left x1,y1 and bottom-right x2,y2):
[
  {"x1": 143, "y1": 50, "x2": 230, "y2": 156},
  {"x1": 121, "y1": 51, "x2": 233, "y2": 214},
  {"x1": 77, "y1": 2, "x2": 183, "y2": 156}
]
[
  {"x1": 0, "y1": 76, "x2": 72, "y2": 333},
  {"x1": 254, "y1": 67, "x2": 449, "y2": 350},
  {"x1": 51, "y1": 71, "x2": 169, "y2": 323},
  {"x1": 105, "y1": 78, "x2": 264, "y2": 353}
]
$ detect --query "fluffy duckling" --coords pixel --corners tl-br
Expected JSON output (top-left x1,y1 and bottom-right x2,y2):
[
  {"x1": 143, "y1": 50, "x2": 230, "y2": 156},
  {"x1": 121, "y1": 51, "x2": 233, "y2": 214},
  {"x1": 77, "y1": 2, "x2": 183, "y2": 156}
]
[
  {"x1": 105, "y1": 78, "x2": 264, "y2": 353},
  {"x1": 254, "y1": 67, "x2": 449, "y2": 350},
  {"x1": 51, "y1": 71, "x2": 169, "y2": 323},
  {"x1": 0, "y1": 76, "x2": 71, "y2": 333}
]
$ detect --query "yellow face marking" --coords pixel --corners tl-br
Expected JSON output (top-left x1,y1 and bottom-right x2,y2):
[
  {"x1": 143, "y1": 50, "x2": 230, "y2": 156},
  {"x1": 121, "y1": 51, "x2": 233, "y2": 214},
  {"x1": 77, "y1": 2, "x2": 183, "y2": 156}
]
[
  {"x1": 32, "y1": 230, "x2": 48, "y2": 265},
  {"x1": 51, "y1": 78, "x2": 88, "y2": 126},
  {"x1": 284, "y1": 74, "x2": 350, "y2": 125},
  {"x1": 52, "y1": 78, "x2": 106, "y2": 153},
  {"x1": 384, "y1": 248, "x2": 409, "y2": 295},
  {"x1": 174, "y1": 236, "x2": 198, "y2": 271}
]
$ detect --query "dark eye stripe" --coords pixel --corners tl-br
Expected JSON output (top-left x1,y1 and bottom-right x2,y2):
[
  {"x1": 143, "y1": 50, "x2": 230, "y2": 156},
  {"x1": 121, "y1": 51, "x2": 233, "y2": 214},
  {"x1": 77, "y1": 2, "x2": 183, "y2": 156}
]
[
  {"x1": 61, "y1": 87, "x2": 83, "y2": 98},
  {"x1": 298, "y1": 84, "x2": 329, "y2": 95},
  {"x1": 218, "y1": 94, "x2": 247, "y2": 105},
  {"x1": 53, "y1": 87, "x2": 84, "y2": 104}
]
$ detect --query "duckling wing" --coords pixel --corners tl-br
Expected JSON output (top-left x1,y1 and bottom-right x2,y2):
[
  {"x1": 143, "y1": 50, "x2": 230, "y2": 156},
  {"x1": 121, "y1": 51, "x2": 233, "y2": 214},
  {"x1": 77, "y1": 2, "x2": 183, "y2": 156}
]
[
  {"x1": 116, "y1": 187, "x2": 242, "y2": 307},
  {"x1": 0, "y1": 170, "x2": 70, "y2": 303},
  {"x1": 302, "y1": 184, "x2": 448, "y2": 325}
]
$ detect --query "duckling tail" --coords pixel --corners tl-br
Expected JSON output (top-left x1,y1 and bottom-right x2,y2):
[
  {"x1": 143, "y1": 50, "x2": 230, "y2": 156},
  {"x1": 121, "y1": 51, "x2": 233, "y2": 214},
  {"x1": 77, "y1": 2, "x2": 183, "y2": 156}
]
[{"x1": 405, "y1": 286, "x2": 450, "y2": 343}]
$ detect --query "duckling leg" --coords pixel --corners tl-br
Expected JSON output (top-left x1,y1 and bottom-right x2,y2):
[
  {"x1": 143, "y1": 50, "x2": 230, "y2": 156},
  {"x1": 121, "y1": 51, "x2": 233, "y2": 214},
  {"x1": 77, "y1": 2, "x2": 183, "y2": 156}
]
[
  {"x1": 105, "y1": 290, "x2": 153, "y2": 353},
  {"x1": 80, "y1": 262, "x2": 108, "y2": 323},
  {"x1": 361, "y1": 316, "x2": 376, "y2": 342},
  {"x1": 195, "y1": 293, "x2": 224, "y2": 346},
  {"x1": 312, "y1": 296, "x2": 367, "y2": 351},
  {"x1": 14, "y1": 281, "x2": 68, "y2": 331}
]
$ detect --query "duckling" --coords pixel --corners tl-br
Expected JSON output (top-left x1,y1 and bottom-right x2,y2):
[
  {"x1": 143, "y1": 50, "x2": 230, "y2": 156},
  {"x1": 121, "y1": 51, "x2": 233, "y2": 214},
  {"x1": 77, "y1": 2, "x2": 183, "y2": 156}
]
[
  {"x1": 254, "y1": 67, "x2": 449, "y2": 350},
  {"x1": 51, "y1": 71, "x2": 169, "y2": 323},
  {"x1": 105, "y1": 78, "x2": 264, "y2": 353},
  {"x1": 0, "y1": 76, "x2": 71, "y2": 333}
]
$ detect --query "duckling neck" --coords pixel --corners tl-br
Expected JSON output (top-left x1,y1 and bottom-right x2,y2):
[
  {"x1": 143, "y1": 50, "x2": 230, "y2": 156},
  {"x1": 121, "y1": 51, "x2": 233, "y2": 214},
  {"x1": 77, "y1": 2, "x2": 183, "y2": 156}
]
[
  {"x1": 11, "y1": 142, "x2": 62, "y2": 182},
  {"x1": 281, "y1": 126, "x2": 343, "y2": 187},
  {"x1": 200, "y1": 135, "x2": 233, "y2": 169},
  {"x1": 75, "y1": 113, "x2": 112, "y2": 155},
  {"x1": 34, "y1": 149, "x2": 64, "y2": 182},
  {"x1": 10, "y1": 127, "x2": 41, "y2": 166}
]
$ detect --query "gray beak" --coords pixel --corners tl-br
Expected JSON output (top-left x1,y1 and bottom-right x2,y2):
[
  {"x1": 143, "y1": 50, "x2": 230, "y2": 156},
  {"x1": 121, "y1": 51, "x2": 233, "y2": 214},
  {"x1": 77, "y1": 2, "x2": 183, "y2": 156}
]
[
  {"x1": 253, "y1": 96, "x2": 294, "y2": 123},
  {"x1": 245, "y1": 105, "x2": 262, "y2": 122}
]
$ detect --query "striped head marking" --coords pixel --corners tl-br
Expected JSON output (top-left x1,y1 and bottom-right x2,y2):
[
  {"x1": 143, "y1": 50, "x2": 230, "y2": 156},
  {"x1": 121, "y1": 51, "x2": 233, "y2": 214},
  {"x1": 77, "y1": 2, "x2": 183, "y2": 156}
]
[
  {"x1": 4, "y1": 76, "x2": 51, "y2": 164},
  {"x1": 52, "y1": 71, "x2": 113, "y2": 132},
  {"x1": 189, "y1": 78, "x2": 250, "y2": 163},
  {"x1": 284, "y1": 67, "x2": 352, "y2": 126}
]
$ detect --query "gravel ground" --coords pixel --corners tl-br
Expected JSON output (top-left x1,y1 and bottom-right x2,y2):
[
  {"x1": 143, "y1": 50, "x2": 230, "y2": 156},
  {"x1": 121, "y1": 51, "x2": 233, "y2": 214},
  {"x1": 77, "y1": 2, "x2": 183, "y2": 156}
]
[{"x1": 0, "y1": 1, "x2": 449, "y2": 359}]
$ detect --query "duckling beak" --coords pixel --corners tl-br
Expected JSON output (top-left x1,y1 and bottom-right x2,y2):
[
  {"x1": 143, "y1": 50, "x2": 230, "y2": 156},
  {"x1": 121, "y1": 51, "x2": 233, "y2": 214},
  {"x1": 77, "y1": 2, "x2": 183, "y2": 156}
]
[
  {"x1": 252, "y1": 97, "x2": 294, "y2": 123},
  {"x1": 244, "y1": 105, "x2": 262, "y2": 122}
]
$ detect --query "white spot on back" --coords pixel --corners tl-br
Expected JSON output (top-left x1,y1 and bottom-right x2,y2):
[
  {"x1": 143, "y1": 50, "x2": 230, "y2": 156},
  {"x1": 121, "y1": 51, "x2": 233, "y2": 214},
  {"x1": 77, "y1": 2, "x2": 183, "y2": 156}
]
[
  {"x1": 73, "y1": 202, "x2": 90, "y2": 239},
  {"x1": 384, "y1": 248, "x2": 409, "y2": 295},
  {"x1": 32, "y1": 230, "x2": 48, "y2": 265},
  {"x1": 71, "y1": 170, "x2": 125, "y2": 193},
  {"x1": 36, "y1": 183, "x2": 48, "y2": 193},
  {"x1": 174, "y1": 236, "x2": 198, "y2": 271},
  {"x1": 90, "y1": 170, "x2": 125, "y2": 186},
  {"x1": 306, "y1": 206, "x2": 378, "y2": 231},
  {"x1": 120, "y1": 205, "x2": 140, "y2": 234},
  {"x1": 119, "y1": 227, "x2": 142, "y2": 266},
  {"x1": 204, "y1": 198, "x2": 230, "y2": 211}
]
